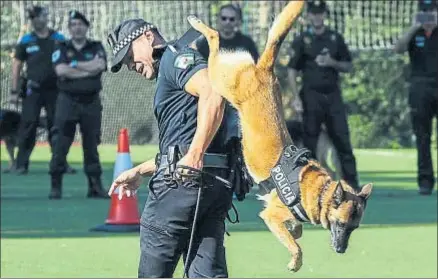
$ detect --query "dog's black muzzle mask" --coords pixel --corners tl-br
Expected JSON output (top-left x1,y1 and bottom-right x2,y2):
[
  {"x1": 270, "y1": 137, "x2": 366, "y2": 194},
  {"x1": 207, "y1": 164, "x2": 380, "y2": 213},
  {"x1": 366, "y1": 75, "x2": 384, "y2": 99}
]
[{"x1": 330, "y1": 221, "x2": 351, "y2": 253}]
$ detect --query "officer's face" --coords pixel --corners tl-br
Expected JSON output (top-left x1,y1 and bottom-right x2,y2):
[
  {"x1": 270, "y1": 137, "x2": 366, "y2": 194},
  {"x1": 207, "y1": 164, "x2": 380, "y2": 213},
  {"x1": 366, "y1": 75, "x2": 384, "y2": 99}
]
[
  {"x1": 31, "y1": 14, "x2": 48, "y2": 31},
  {"x1": 308, "y1": 11, "x2": 326, "y2": 29},
  {"x1": 68, "y1": 19, "x2": 88, "y2": 40},
  {"x1": 218, "y1": 8, "x2": 241, "y2": 37},
  {"x1": 122, "y1": 32, "x2": 158, "y2": 80}
]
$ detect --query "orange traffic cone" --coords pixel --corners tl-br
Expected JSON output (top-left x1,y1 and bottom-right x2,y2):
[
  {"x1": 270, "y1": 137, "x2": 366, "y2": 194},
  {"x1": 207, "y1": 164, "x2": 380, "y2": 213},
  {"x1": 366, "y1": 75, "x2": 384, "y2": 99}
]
[{"x1": 90, "y1": 128, "x2": 140, "y2": 232}]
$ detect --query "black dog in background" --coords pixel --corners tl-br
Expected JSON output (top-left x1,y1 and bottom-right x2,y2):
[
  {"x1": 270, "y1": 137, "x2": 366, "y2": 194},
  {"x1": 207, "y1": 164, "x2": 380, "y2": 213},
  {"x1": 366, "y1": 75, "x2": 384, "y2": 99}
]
[
  {"x1": 0, "y1": 109, "x2": 76, "y2": 174},
  {"x1": 0, "y1": 109, "x2": 22, "y2": 172}
]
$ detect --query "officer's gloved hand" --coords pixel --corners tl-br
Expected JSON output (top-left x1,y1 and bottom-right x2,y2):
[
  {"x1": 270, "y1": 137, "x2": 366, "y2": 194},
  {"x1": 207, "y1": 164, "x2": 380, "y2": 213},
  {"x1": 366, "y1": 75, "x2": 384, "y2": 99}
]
[
  {"x1": 315, "y1": 53, "x2": 335, "y2": 67},
  {"x1": 175, "y1": 152, "x2": 204, "y2": 183}
]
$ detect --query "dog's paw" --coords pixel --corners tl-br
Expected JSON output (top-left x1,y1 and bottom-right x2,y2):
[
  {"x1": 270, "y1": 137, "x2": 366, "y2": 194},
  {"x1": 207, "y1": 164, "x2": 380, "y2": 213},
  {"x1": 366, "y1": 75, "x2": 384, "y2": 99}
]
[
  {"x1": 287, "y1": 254, "x2": 303, "y2": 272},
  {"x1": 187, "y1": 15, "x2": 202, "y2": 26}
]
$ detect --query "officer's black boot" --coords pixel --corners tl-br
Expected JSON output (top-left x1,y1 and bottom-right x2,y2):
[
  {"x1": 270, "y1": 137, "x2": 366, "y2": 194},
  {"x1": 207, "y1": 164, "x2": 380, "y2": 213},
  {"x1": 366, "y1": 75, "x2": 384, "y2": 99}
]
[
  {"x1": 87, "y1": 175, "x2": 109, "y2": 199},
  {"x1": 49, "y1": 174, "x2": 63, "y2": 199}
]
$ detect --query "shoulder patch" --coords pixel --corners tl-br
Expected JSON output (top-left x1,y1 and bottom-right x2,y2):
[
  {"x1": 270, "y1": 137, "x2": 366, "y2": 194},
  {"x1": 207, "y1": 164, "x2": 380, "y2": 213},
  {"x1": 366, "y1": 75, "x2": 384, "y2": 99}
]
[
  {"x1": 52, "y1": 49, "x2": 61, "y2": 63},
  {"x1": 174, "y1": 53, "x2": 195, "y2": 70},
  {"x1": 19, "y1": 33, "x2": 35, "y2": 44}
]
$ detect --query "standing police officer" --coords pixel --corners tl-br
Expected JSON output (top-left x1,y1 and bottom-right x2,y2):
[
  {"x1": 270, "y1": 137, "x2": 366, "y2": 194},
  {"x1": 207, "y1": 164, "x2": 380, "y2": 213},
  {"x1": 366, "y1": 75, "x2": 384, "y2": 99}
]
[
  {"x1": 196, "y1": 4, "x2": 259, "y2": 61},
  {"x1": 9, "y1": 5, "x2": 76, "y2": 175},
  {"x1": 394, "y1": 0, "x2": 437, "y2": 195},
  {"x1": 106, "y1": 19, "x2": 238, "y2": 277},
  {"x1": 196, "y1": 4, "x2": 259, "y2": 188},
  {"x1": 286, "y1": 0, "x2": 359, "y2": 189},
  {"x1": 49, "y1": 11, "x2": 107, "y2": 199}
]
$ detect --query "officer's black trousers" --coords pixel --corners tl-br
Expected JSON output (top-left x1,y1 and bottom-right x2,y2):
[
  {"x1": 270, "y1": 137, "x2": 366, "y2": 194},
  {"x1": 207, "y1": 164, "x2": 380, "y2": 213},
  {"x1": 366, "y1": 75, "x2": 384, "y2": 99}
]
[
  {"x1": 139, "y1": 167, "x2": 232, "y2": 278},
  {"x1": 408, "y1": 79, "x2": 438, "y2": 189},
  {"x1": 49, "y1": 93, "x2": 102, "y2": 176},
  {"x1": 16, "y1": 89, "x2": 57, "y2": 170},
  {"x1": 300, "y1": 88, "x2": 359, "y2": 187}
]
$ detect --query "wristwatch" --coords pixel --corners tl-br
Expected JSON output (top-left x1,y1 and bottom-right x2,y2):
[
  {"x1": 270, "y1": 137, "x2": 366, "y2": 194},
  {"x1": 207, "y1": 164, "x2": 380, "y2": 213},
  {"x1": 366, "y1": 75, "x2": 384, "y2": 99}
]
[
  {"x1": 10, "y1": 89, "x2": 19, "y2": 95},
  {"x1": 70, "y1": 60, "x2": 78, "y2": 68}
]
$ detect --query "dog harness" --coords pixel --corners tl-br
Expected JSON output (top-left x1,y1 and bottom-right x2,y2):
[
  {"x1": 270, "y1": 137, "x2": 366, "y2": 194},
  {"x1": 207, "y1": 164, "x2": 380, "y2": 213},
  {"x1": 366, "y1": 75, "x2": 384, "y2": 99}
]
[{"x1": 259, "y1": 145, "x2": 312, "y2": 223}]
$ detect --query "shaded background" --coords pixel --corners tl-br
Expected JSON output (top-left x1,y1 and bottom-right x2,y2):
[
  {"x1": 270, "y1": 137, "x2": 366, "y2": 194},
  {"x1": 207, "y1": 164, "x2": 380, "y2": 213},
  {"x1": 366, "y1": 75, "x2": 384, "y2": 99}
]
[{"x1": 2, "y1": 0, "x2": 435, "y2": 148}]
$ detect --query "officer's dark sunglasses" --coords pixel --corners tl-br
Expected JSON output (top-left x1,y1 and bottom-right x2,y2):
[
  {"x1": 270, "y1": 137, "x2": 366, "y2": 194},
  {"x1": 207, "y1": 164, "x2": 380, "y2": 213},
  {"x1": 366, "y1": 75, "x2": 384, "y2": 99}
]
[{"x1": 221, "y1": 16, "x2": 235, "y2": 22}]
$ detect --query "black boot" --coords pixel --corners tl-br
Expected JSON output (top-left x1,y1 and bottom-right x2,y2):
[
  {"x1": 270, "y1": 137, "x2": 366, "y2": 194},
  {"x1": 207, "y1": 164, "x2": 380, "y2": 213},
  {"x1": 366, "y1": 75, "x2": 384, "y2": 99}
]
[
  {"x1": 49, "y1": 174, "x2": 63, "y2": 199},
  {"x1": 87, "y1": 175, "x2": 110, "y2": 199}
]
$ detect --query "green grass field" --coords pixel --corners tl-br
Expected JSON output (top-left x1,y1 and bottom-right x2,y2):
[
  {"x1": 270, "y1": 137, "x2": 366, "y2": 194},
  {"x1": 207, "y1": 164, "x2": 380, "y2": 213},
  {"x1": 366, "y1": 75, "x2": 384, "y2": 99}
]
[{"x1": 1, "y1": 145, "x2": 437, "y2": 278}]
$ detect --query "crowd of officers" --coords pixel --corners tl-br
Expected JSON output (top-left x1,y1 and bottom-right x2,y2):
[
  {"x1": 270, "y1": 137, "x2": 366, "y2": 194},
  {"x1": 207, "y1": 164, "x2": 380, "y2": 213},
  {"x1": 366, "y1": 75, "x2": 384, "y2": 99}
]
[
  {"x1": 9, "y1": 7, "x2": 108, "y2": 199},
  {"x1": 8, "y1": 0, "x2": 437, "y2": 200}
]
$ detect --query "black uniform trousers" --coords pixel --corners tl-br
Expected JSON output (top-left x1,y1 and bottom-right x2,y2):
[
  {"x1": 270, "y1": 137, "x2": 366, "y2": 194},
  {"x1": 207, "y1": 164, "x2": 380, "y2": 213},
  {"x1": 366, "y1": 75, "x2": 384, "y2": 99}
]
[
  {"x1": 49, "y1": 93, "x2": 102, "y2": 176},
  {"x1": 300, "y1": 87, "x2": 358, "y2": 187},
  {"x1": 139, "y1": 166, "x2": 232, "y2": 278},
  {"x1": 408, "y1": 78, "x2": 438, "y2": 189},
  {"x1": 16, "y1": 88, "x2": 57, "y2": 170}
]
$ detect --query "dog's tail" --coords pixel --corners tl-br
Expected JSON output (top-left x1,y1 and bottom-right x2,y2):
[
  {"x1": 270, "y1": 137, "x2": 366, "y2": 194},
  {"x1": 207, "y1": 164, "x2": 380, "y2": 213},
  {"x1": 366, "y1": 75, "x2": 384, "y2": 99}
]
[{"x1": 257, "y1": 1, "x2": 304, "y2": 70}]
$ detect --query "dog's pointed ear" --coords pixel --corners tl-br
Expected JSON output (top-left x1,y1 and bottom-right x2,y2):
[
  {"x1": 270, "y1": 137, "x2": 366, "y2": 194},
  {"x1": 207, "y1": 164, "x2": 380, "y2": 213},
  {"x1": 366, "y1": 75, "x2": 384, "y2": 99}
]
[
  {"x1": 358, "y1": 183, "x2": 373, "y2": 200},
  {"x1": 333, "y1": 181, "x2": 344, "y2": 206}
]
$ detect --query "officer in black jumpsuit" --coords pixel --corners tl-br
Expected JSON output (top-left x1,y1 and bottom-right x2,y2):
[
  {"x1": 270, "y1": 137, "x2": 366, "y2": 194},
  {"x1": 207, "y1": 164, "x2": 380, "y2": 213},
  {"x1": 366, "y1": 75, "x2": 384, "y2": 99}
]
[
  {"x1": 10, "y1": 6, "x2": 75, "y2": 175},
  {"x1": 49, "y1": 11, "x2": 108, "y2": 199},
  {"x1": 196, "y1": 3, "x2": 259, "y2": 173},
  {"x1": 107, "y1": 19, "x2": 234, "y2": 277},
  {"x1": 196, "y1": 4, "x2": 259, "y2": 62},
  {"x1": 287, "y1": 0, "x2": 359, "y2": 189},
  {"x1": 394, "y1": 0, "x2": 438, "y2": 195}
]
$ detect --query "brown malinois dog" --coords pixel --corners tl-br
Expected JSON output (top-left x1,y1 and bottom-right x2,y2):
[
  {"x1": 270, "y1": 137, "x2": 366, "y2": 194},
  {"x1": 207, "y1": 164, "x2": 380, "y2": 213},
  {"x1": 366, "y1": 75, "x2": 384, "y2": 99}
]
[{"x1": 188, "y1": 0, "x2": 372, "y2": 272}]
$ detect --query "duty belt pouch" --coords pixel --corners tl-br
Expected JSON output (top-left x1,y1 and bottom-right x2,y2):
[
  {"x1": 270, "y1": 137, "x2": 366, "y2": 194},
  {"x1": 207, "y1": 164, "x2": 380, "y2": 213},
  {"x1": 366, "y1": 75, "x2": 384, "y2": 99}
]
[
  {"x1": 163, "y1": 145, "x2": 179, "y2": 187},
  {"x1": 18, "y1": 76, "x2": 28, "y2": 98},
  {"x1": 228, "y1": 139, "x2": 253, "y2": 201}
]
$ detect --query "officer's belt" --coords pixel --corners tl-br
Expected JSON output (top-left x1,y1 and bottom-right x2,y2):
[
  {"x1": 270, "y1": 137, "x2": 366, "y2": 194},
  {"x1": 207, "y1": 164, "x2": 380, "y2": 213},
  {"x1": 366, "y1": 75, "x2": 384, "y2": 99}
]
[
  {"x1": 156, "y1": 153, "x2": 229, "y2": 170},
  {"x1": 258, "y1": 145, "x2": 312, "y2": 223}
]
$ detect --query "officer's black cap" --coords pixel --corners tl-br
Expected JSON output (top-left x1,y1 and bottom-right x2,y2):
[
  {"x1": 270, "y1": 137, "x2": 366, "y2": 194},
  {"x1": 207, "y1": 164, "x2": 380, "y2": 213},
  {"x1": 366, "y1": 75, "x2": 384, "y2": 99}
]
[
  {"x1": 307, "y1": 0, "x2": 328, "y2": 14},
  {"x1": 418, "y1": 0, "x2": 437, "y2": 11},
  {"x1": 107, "y1": 19, "x2": 157, "y2": 73},
  {"x1": 27, "y1": 5, "x2": 48, "y2": 19},
  {"x1": 68, "y1": 10, "x2": 90, "y2": 27}
]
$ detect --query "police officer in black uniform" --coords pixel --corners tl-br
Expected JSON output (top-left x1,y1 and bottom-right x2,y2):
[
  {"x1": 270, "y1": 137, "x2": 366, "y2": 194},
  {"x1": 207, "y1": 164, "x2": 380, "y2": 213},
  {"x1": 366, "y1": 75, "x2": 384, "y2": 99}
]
[
  {"x1": 196, "y1": 4, "x2": 259, "y2": 61},
  {"x1": 49, "y1": 11, "x2": 108, "y2": 199},
  {"x1": 286, "y1": 0, "x2": 359, "y2": 189},
  {"x1": 394, "y1": 0, "x2": 438, "y2": 195},
  {"x1": 196, "y1": 4, "x2": 259, "y2": 174},
  {"x1": 106, "y1": 19, "x2": 241, "y2": 277},
  {"x1": 9, "y1": 5, "x2": 76, "y2": 175}
]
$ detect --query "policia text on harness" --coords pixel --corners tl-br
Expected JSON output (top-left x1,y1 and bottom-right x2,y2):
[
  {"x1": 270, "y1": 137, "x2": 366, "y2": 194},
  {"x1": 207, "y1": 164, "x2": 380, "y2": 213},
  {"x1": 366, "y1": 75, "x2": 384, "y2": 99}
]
[{"x1": 259, "y1": 145, "x2": 313, "y2": 223}]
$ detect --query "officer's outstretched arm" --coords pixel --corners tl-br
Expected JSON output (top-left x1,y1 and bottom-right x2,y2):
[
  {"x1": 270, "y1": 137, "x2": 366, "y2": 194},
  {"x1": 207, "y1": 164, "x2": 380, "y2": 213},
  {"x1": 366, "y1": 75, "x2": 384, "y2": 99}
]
[
  {"x1": 184, "y1": 68, "x2": 225, "y2": 157},
  {"x1": 134, "y1": 158, "x2": 156, "y2": 177},
  {"x1": 11, "y1": 58, "x2": 23, "y2": 93}
]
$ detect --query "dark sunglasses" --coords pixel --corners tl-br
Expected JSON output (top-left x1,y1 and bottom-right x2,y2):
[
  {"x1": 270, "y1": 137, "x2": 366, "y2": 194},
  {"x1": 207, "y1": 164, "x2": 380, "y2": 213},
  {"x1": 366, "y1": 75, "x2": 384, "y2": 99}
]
[{"x1": 221, "y1": 16, "x2": 236, "y2": 22}]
